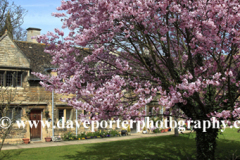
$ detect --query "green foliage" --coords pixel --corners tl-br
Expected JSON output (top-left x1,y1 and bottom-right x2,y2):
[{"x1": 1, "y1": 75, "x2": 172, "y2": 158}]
[
  {"x1": 110, "y1": 130, "x2": 119, "y2": 135},
  {"x1": 149, "y1": 117, "x2": 163, "y2": 128},
  {"x1": 62, "y1": 132, "x2": 76, "y2": 141},
  {"x1": 76, "y1": 132, "x2": 87, "y2": 139},
  {"x1": 153, "y1": 128, "x2": 160, "y2": 133},
  {"x1": 70, "y1": 135, "x2": 76, "y2": 140},
  {"x1": 80, "y1": 132, "x2": 86, "y2": 137},
  {"x1": 93, "y1": 131, "x2": 100, "y2": 137},
  {"x1": 86, "y1": 132, "x2": 93, "y2": 137},
  {"x1": 62, "y1": 130, "x2": 121, "y2": 140},
  {"x1": 77, "y1": 134, "x2": 81, "y2": 139},
  {"x1": 100, "y1": 131, "x2": 106, "y2": 137}
]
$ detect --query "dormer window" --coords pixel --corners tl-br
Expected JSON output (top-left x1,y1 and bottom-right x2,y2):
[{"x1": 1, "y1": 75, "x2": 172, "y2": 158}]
[{"x1": 0, "y1": 71, "x2": 23, "y2": 87}]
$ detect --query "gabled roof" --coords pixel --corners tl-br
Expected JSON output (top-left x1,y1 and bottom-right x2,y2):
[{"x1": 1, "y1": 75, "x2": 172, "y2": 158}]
[
  {"x1": 14, "y1": 41, "x2": 54, "y2": 80},
  {"x1": 0, "y1": 31, "x2": 91, "y2": 80},
  {"x1": 14, "y1": 41, "x2": 91, "y2": 80}
]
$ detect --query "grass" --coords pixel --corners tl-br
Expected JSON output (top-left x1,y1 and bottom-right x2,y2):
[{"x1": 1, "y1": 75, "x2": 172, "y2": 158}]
[{"x1": 0, "y1": 128, "x2": 240, "y2": 160}]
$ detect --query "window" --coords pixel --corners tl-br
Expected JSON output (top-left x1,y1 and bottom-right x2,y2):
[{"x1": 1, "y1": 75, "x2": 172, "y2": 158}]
[
  {"x1": 14, "y1": 108, "x2": 22, "y2": 121},
  {"x1": 58, "y1": 108, "x2": 73, "y2": 122},
  {"x1": 0, "y1": 71, "x2": 23, "y2": 87},
  {"x1": 17, "y1": 72, "x2": 22, "y2": 86},
  {"x1": 149, "y1": 107, "x2": 153, "y2": 116},
  {"x1": 66, "y1": 109, "x2": 71, "y2": 121},
  {"x1": 0, "y1": 71, "x2": 4, "y2": 86},
  {"x1": 2, "y1": 107, "x2": 22, "y2": 122},
  {"x1": 58, "y1": 109, "x2": 64, "y2": 121},
  {"x1": 29, "y1": 80, "x2": 41, "y2": 87},
  {"x1": 6, "y1": 72, "x2": 13, "y2": 86}
]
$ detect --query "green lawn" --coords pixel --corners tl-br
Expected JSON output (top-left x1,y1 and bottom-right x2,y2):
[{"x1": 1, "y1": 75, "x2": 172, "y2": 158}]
[{"x1": 1, "y1": 128, "x2": 240, "y2": 160}]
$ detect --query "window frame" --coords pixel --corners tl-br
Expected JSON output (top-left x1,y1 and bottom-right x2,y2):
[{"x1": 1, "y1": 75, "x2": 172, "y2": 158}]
[
  {"x1": 0, "y1": 71, "x2": 4, "y2": 86},
  {"x1": 6, "y1": 71, "x2": 14, "y2": 87},
  {"x1": 58, "y1": 109, "x2": 64, "y2": 121},
  {"x1": 57, "y1": 108, "x2": 73, "y2": 122},
  {"x1": 0, "y1": 70, "x2": 23, "y2": 88},
  {"x1": 17, "y1": 72, "x2": 23, "y2": 87},
  {"x1": 0, "y1": 106, "x2": 22, "y2": 122}
]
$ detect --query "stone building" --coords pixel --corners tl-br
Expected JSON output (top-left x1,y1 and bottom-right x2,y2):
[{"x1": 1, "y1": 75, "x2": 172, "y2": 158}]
[{"x1": 0, "y1": 28, "x2": 90, "y2": 144}]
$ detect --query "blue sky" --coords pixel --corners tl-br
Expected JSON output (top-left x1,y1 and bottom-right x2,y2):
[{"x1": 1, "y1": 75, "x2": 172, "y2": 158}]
[{"x1": 14, "y1": 0, "x2": 68, "y2": 35}]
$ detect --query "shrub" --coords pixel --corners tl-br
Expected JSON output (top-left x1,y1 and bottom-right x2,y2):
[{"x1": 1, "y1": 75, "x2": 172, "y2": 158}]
[
  {"x1": 80, "y1": 132, "x2": 86, "y2": 137},
  {"x1": 62, "y1": 134, "x2": 68, "y2": 141},
  {"x1": 86, "y1": 132, "x2": 93, "y2": 137},
  {"x1": 153, "y1": 128, "x2": 159, "y2": 133},
  {"x1": 93, "y1": 131, "x2": 100, "y2": 137},
  {"x1": 62, "y1": 132, "x2": 74, "y2": 141},
  {"x1": 77, "y1": 134, "x2": 82, "y2": 139},
  {"x1": 110, "y1": 130, "x2": 118, "y2": 135}
]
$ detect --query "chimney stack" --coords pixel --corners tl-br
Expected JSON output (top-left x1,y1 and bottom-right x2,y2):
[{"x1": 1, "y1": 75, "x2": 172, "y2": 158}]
[{"x1": 26, "y1": 27, "x2": 41, "y2": 43}]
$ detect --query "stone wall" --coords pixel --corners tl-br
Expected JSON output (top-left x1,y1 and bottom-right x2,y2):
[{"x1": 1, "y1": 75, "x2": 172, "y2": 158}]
[
  {"x1": 0, "y1": 35, "x2": 30, "y2": 68},
  {"x1": 0, "y1": 122, "x2": 27, "y2": 145},
  {"x1": 0, "y1": 79, "x2": 76, "y2": 144}
]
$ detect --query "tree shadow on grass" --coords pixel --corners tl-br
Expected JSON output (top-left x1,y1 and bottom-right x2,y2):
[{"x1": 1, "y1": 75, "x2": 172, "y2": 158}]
[
  {"x1": 215, "y1": 139, "x2": 240, "y2": 160},
  {"x1": 61, "y1": 135, "x2": 197, "y2": 160},
  {"x1": 0, "y1": 150, "x2": 23, "y2": 160},
  {"x1": 61, "y1": 134, "x2": 240, "y2": 160}
]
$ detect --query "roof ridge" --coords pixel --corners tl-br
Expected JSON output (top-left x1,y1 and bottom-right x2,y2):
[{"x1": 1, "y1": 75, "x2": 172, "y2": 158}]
[{"x1": 14, "y1": 40, "x2": 46, "y2": 45}]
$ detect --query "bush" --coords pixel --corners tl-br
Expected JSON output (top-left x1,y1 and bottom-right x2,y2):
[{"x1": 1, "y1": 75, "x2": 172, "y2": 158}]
[
  {"x1": 93, "y1": 131, "x2": 100, "y2": 137},
  {"x1": 80, "y1": 132, "x2": 86, "y2": 137},
  {"x1": 77, "y1": 134, "x2": 82, "y2": 139},
  {"x1": 72, "y1": 135, "x2": 76, "y2": 140},
  {"x1": 153, "y1": 128, "x2": 160, "y2": 133},
  {"x1": 110, "y1": 130, "x2": 118, "y2": 135},
  {"x1": 100, "y1": 130, "x2": 107, "y2": 137},
  {"x1": 62, "y1": 132, "x2": 74, "y2": 141},
  {"x1": 86, "y1": 132, "x2": 93, "y2": 137},
  {"x1": 62, "y1": 134, "x2": 68, "y2": 141}
]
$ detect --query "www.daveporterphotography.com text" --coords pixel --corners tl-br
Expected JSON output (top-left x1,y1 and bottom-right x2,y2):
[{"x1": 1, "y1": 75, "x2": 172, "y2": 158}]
[{"x1": 1, "y1": 117, "x2": 239, "y2": 133}]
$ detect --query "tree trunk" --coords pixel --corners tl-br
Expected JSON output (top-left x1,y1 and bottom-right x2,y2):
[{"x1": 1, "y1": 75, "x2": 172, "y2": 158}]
[
  {"x1": 174, "y1": 116, "x2": 179, "y2": 136},
  {"x1": 195, "y1": 125, "x2": 218, "y2": 160},
  {"x1": 174, "y1": 127, "x2": 179, "y2": 136}
]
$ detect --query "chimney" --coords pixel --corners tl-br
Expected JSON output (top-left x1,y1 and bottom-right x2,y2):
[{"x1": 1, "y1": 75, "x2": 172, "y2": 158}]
[{"x1": 26, "y1": 27, "x2": 41, "y2": 43}]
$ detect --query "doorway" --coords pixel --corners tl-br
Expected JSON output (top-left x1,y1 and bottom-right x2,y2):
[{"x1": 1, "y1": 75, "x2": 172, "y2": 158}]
[{"x1": 30, "y1": 110, "x2": 42, "y2": 140}]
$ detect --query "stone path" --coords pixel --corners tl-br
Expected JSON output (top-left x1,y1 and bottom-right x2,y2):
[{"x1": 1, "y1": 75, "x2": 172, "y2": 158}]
[{"x1": 2, "y1": 130, "x2": 192, "y2": 151}]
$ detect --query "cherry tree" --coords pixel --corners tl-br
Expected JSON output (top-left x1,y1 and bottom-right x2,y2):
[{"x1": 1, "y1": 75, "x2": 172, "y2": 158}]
[{"x1": 33, "y1": 0, "x2": 240, "y2": 159}]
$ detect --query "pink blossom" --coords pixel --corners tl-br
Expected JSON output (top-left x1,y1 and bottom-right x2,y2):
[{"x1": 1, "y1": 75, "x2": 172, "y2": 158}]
[{"x1": 33, "y1": 0, "x2": 240, "y2": 127}]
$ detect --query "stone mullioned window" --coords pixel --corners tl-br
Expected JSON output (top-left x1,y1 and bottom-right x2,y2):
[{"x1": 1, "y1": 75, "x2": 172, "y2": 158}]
[{"x1": 0, "y1": 71, "x2": 23, "y2": 87}]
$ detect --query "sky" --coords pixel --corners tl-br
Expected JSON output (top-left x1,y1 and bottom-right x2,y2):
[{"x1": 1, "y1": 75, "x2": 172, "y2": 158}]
[{"x1": 14, "y1": 0, "x2": 68, "y2": 36}]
